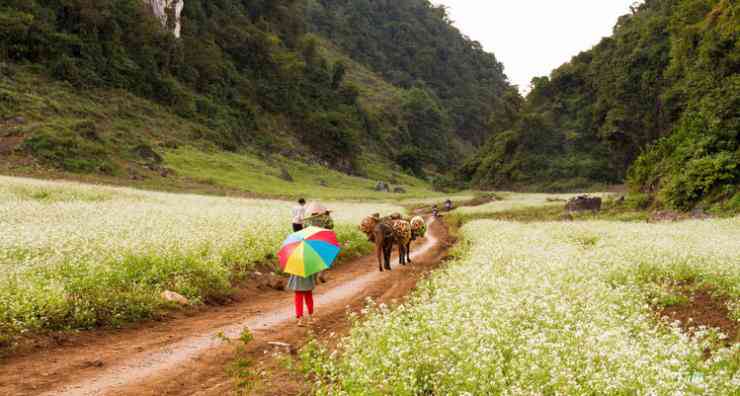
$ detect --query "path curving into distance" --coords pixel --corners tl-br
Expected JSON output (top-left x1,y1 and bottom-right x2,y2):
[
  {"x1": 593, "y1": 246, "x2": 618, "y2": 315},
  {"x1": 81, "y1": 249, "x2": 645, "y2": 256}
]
[{"x1": 29, "y1": 218, "x2": 443, "y2": 396}]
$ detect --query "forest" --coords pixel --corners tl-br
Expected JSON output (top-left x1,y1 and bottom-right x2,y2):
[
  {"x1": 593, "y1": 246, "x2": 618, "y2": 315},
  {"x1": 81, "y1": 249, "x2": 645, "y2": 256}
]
[{"x1": 461, "y1": 0, "x2": 738, "y2": 209}]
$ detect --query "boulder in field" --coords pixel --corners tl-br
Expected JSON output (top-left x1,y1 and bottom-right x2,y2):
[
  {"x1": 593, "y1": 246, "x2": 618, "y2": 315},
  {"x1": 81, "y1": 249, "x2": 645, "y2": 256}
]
[
  {"x1": 393, "y1": 186, "x2": 407, "y2": 194},
  {"x1": 375, "y1": 181, "x2": 390, "y2": 192},
  {"x1": 565, "y1": 195, "x2": 602, "y2": 213}
]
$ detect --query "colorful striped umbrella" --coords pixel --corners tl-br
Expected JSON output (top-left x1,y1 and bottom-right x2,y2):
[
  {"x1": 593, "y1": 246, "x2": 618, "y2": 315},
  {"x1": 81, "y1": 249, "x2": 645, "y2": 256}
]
[{"x1": 277, "y1": 227, "x2": 341, "y2": 277}]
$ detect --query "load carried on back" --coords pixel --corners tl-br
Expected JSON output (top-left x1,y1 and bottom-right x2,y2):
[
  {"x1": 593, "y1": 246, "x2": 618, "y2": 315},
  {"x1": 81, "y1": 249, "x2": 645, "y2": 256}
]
[
  {"x1": 410, "y1": 216, "x2": 426, "y2": 240},
  {"x1": 304, "y1": 202, "x2": 334, "y2": 230}
]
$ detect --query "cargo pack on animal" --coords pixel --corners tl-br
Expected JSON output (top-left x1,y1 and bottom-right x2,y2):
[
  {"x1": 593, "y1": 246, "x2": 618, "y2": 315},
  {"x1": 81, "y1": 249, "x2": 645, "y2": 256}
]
[{"x1": 359, "y1": 213, "x2": 427, "y2": 271}]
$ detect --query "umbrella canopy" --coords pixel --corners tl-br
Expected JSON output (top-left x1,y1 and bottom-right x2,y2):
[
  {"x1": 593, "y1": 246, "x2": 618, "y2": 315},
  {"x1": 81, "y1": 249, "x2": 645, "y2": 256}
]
[{"x1": 278, "y1": 227, "x2": 340, "y2": 277}]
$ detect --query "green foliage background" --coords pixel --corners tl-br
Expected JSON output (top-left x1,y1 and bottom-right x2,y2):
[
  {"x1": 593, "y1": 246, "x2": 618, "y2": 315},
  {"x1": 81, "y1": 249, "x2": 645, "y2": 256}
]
[{"x1": 461, "y1": 0, "x2": 738, "y2": 209}]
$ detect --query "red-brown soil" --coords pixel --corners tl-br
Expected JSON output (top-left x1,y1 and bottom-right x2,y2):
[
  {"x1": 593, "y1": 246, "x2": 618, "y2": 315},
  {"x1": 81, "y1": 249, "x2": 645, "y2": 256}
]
[{"x1": 657, "y1": 288, "x2": 739, "y2": 345}]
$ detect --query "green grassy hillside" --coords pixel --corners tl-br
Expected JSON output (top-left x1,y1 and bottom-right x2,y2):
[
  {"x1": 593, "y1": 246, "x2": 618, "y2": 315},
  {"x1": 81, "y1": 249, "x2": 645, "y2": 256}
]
[{"x1": 0, "y1": 64, "x2": 441, "y2": 200}]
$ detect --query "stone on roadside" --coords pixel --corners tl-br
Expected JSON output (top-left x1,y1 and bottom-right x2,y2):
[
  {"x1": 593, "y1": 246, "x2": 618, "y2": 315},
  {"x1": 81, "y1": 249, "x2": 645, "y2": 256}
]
[
  {"x1": 258, "y1": 273, "x2": 286, "y2": 291},
  {"x1": 268, "y1": 341, "x2": 295, "y2": 354},
  {"x1": 161, "y1": 290, "x2": 189, "y2": 305}
]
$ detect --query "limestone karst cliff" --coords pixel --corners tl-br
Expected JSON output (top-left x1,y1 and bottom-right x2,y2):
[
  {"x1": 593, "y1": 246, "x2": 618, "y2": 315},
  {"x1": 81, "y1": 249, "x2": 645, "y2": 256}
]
[{"x1": 145, "y1": 0, "x2": 184, "y2": 38}]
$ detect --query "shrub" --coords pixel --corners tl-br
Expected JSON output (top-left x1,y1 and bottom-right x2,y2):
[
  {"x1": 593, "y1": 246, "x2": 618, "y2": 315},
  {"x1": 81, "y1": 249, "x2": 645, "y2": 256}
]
[{"x1": 661, "y1": 152, "x2": 739, "y2": 211}]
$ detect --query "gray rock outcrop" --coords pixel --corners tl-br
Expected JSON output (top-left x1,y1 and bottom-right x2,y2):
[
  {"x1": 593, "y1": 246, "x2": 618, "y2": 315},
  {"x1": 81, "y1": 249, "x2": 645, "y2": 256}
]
[{"x1": 145, "y1": 0, "x2": 184, "y2": 38}]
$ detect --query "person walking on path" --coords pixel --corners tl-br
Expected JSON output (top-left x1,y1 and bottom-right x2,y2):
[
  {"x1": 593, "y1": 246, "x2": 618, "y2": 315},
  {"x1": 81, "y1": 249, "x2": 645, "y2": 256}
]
[
  {"x1": 287, "y1": 273, "x2": 317, "y2": 326},
  {"x1": 292, "y1": 198, "x2": 306, "y2": 232}
]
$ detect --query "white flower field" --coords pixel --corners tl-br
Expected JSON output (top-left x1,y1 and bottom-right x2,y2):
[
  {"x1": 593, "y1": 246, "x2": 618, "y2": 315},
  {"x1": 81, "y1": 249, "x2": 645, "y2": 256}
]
[
  {"x1": 310, "y1": 217, "x2": 740, "y2": 395},
  {"x1": 0, "y1": 176, "x2": 401, "y2": 340},
  {"x1": 2, "y1": 175, "x2": 738, "y2": 394}
]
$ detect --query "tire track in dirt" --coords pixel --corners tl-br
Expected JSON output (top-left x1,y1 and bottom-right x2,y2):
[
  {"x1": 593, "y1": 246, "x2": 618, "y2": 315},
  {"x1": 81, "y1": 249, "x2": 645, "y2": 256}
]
[{"x1": 1, "y1": 218, "x2": 447, "y2": 396}]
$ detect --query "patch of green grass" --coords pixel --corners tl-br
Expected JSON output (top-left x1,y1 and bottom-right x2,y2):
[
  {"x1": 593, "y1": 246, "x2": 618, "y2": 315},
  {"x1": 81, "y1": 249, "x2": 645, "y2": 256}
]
[
  {"x1": 164, "y1": 146, "x2": 440, "y2": 200},
  {"x1": 643, "y1": 283, "x2": 691, "y2": 308},
  {"x1": 6, "y1": 185, "x2": 116, "y2": 203},
  {"x1": 565, "y1": 232, "x2": 600, "y2": 248}
]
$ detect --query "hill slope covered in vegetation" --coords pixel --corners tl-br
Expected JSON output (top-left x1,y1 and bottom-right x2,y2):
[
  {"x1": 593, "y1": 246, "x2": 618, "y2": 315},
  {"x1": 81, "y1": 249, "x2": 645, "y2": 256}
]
[
  {"x1": 460, "y1": 0, "x2": 738, "y2": 210},
  {"x1": 0, "y1": 0, "x2": 516, "y2": 187}
]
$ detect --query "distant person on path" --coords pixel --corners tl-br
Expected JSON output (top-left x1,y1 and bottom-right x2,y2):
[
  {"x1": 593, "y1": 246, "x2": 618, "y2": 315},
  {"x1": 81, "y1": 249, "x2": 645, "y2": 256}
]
[
  {"x1": 287, "y1": 273, "x2": 317, "y2": 326},
  {"x1": 445, "y1": 199, "x2": 453, "y2": 211},
  {"x1": 292, "y1": 198, "x2": 306, "y2": 232}
]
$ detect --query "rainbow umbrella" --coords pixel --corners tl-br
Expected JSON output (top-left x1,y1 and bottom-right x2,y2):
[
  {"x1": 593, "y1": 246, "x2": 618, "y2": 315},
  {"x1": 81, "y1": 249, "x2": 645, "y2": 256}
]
[{"x1": 278, "y1": 227, "x2": 341, "y2": 277}]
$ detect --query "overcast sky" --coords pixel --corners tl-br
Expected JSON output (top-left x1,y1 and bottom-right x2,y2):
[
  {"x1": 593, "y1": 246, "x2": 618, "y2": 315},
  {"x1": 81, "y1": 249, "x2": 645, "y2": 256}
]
[{"x1": 433, "y1": 1, "x2": 635, "y2": 92}]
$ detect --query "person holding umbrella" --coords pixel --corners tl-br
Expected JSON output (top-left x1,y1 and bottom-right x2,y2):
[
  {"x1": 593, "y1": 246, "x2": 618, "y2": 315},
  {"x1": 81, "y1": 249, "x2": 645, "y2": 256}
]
[
  {"x1": 288, "y1": 273, "x2": 317, "y2": 326},
  {"x1": 278, "y1": 227, "x2": 341, "y2": 327}
]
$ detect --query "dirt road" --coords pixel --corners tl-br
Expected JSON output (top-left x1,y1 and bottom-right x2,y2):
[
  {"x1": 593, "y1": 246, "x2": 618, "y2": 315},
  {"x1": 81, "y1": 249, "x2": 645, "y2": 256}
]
[{"x1": 0, "y1": 217, "x2": 451, "y2": 396}]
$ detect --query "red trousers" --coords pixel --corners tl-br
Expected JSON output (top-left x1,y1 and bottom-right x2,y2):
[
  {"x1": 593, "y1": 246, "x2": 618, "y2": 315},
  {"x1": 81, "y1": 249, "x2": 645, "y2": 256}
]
[{"x1": 294, "y1": 291, "x2": 314, "y2": 318}]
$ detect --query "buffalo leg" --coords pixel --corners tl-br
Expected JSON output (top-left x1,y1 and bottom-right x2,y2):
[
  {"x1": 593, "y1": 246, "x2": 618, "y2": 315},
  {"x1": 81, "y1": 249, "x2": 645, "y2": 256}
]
[
  {"x1": 383, "y1": 243, "x2": 392, "y2": 270},
  {"x1": 399, "y1": 244, "x2": 407, "y2": 265},
  {"x1": 376, "y1": 241, "x2": 384, "y2": 272}
]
